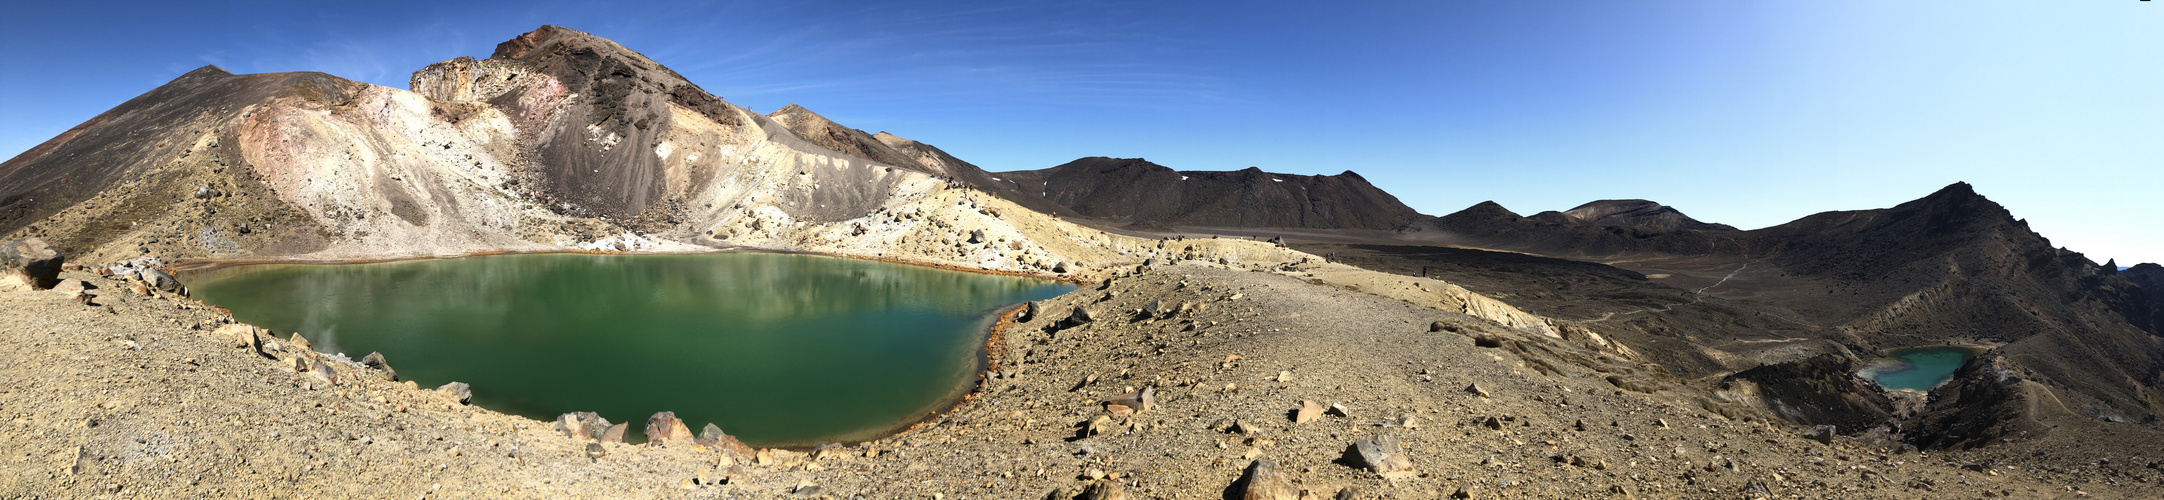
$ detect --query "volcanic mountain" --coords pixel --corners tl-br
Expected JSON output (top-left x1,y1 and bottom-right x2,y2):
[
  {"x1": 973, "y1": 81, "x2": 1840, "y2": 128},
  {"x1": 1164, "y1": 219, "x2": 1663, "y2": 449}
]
[
  {"x1": 0, "y1": 25, "x2": 1213, "y2": 275},
  {"x1": 991, "y1": 156, "x2": 1426, "y2": 230},
  {"x1": 1391, "y1": 183, "x2": 2164, "y2": 448}
]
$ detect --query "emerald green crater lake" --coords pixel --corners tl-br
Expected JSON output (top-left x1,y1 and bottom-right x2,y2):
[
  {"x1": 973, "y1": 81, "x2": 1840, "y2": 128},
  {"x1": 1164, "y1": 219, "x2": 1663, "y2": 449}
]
[
  {"x1": 1860, "y1": 346, "x2": 1980, "y2": 392},
  {"x1": 191, "y1": 253, "x2": 1073, "y2": 447}
]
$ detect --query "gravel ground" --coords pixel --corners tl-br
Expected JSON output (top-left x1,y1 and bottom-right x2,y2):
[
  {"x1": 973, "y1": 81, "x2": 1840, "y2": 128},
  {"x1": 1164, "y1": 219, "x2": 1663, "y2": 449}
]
[{"x1": 5, "y1": 263, "x2": 2159, "y2": 498}]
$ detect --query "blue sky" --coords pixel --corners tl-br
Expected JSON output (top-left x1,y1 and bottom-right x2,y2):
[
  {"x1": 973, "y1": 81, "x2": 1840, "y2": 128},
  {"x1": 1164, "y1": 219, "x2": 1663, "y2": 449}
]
[{"x1": 3, "y1": 1, "x2": 2158, "y2": 264}]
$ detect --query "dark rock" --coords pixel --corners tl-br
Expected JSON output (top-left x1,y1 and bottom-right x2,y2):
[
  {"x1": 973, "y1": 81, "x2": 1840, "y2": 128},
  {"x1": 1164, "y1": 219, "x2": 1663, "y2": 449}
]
[
  {"x1": 1465, "y1": 382, "x2": 1491, "y2": 398},
  {"x1": 1053, "y1": 262, "x2": 1070, "y2": 274},
  {"x1": 1020, "y1": 301, "x2": 1040, "y2": 322},
  {"x1": 0, "y1": 238, "x2": 63, "y2": 290},
  {"x1": 585, "y1": 442, "x2": 606, "y2": 460},
  {"x1": 1348, "y1": 434, "x2": 1416, "y2": 479},
  {"x1": 1057, "y1": 306, "x2": 1097, "y2": 329},
  {"x1": 1429, "y1": 321, "x2": 1446, "y2": 332},
  {"x1": 437, "y1": 382, "x2": 472, "y2": 405},
  {"x1": 967, "y1": 229, "x2": 985, "y2": 244},
  {"x1": 1230, "y1": 459, "x2": 1300, "y2": 500},
  {"x1": 1472, "y1": 334, "x2": 1504, "y2": 348},
  {"x1": 1140, "y1": 300, "x2": 1164, "y2": 318},
  {"x1": 360, "y1": 352, "x2": 398, "y2": 380},
  {"x1": 644, "y1": 411, "x2": 695, "y2": 443},
  {"x1": 1721, "y1": 354, "x2": 1894, "y2": 433}
]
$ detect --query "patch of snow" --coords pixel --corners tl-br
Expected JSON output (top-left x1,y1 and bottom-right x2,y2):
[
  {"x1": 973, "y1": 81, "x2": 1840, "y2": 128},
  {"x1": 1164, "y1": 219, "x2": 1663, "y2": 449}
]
[
  {"x1": 1181, "y1": 176, "x2": 1189, "y2": 181},
  {"x1": 1272, "y1": 177, "x2": 1283, "y2": 182}
]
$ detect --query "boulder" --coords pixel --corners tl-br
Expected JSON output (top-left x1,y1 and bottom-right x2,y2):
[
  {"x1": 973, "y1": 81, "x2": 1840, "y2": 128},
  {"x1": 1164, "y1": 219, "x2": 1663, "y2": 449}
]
[
  {"x1": 645, "y1": 411, "x2": 695, "y2": 444},
  {"x1": 1348, "y1": 434, "x2": 1416, "y2": 479},
  {"x1": 0, "y1": 238, "x2": 62, "y2": 290},
  {"x1": 1053, "y1": 262, "x2": 1070, "y2": 274},
  {"x1": 698, "y1": 423, "x2": 757, "y2": 456},
  {"x1": 555, "y1": 412, "x2": 610, "y2": 441},
  {"x1": 287, "y1": 333, "x2": 314, "y2": 353},
  {"x1": 1019, "y1": 301, "x2": 1040, "y2": 323},
  {"x1": 303, "y1": 359, "x2": 338, "y2": 386},
  {"x1": 600, "y1": 423, "x2": 628, "y2": 443},
  {"x1": 140, "y1": 268, "x2": 183, "y2": 294},
  {"x1": 1232, "y1": 459, "x2": 1300, "y2": 500},
  {"x1": 1465, "y1": 382, "x2": 1491, "y2": 398},
  {"x1": 1140, "y1": 300, "x2": 1164, "y2": 318},
  {"x1": 361, "y1": 352, "x2": 398, "y2": 380},
  {"x1": 437, "y1": 382, "x2": 472, "y2": 405}
]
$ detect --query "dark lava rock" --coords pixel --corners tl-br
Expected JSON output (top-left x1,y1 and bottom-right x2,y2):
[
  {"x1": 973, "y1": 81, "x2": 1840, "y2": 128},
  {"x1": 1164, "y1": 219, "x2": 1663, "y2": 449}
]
[
  {"x1": 1803, "y1": 425, "x2": 1836, "y2": 445},
  {"x1": 0, "y1": 238, "x2": 62, "y2": 290},
  {"x1": 992, "y1": 157, "x2": 1425, "y2": 230},
  {"x1": 1057, "y1": 306, "x2": 1096, "y2": 329}
]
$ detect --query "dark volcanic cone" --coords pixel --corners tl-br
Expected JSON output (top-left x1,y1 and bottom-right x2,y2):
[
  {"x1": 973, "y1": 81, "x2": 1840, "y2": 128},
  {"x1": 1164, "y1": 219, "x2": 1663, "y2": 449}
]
[{"x1": 993, "y1": 157, "x2": 1425, "y2": 230}]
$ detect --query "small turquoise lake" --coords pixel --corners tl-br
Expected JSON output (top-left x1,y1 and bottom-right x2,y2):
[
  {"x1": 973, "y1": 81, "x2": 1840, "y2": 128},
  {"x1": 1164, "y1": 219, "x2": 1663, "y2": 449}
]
[
  {"x1": 1860, "y1": 346, "x2": 1981, "y2": 391},
  {"x1": 190, "y1": 253, "x2": 1074, "y2": 447}
]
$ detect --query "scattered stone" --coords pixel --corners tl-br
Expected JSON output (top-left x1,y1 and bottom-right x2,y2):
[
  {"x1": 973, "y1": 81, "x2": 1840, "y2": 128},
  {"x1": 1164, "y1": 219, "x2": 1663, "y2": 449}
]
[
  {"x1": 644, "y1": 411, "x2": 696, "y2": 444},
  {"x1": 1348, "y1": 434, "x2": 1416, "y2": 479},
  {"x1": 600, "y1": 423, "x2": 628, "y2": 443},
  {"x1": 1084, "y1": 415, "x2": 1118, "y2": 437},
  {"x1": 1395, "y1": 414, "x2": 1421, "y2": 429},
  {"x1": 1078, "y1": 479, "x2": 1130, "y2": 500},
  {"x1": 1465, "y1": 382, "x2": 1491, "y2": 398},
  {"x1": 1326, "y1": 403, "x2": 1350, "y2": 417},
  {"x1": 1276, "y1": 370, "x2": 1294, "y2": 383},
  {"x1": 1803, "y1": 425, "x2": 1836, "y2": 445},
  {"x1": 1231, "y1": 419, "x2": 1262, "y2": 435},
  {"x1": 303, "y1": 358, "x2": 338, "y2": 386},
  {"x1": 1294, "y1": 400, "x2": 1324, "y2": 424},
  {"x1": 51, "y1": 279, "x2": 88, "y2": 294},
  {"x1": 1020, "y1": 301, "x2": 1040, "y2": 322},
  {"x1": 791, "y1": 481, "x2": 820, "y2": 495},
  {"x1": 287, "y1": 332, "x2": 314, "y2": 353},
  {"x1": 437, "y1": 382, "x2": 472, "y2": 405},
  {"x1": 1057, "y1": 306, "x2": 1096, "y2": 329},
  {"x1": 1449, "y1": 485, "x2": 1474, "y2": 498},
  {"x1": 698, "y1": 423, "x2": 756, "y2": 456},
  {"x1": 1106, "y1": 387, "x2": 1155, "y2": 413},
  {"x1": 967, "y1": 229, "x2": 985, "y2": 244},
  {"x1": 1473, "y1": 334, "x2": 1504, "y2": 348},
  {"x1": 1482, "y1": 417, "x2": 1504, "y2": 430},
  {"x1": 1429, "y1": 321, "x2": 1446, "y2": 332},
  {"x1": 585, "y1": 442, "x2": 606, "y2": 460},
  {"x1": 360, "y1": 352, "x2": 398, "y2": 380},
  {"x1": 1053, "y1": 262, "x2": 1069, "y2": 274},
  {"x1": 1233, "y1": 459, "x2": 1300, "y2": 500},
  {"x1": 217, "y1": 324, "x2": 264, "y2": 354},
  {"x1": 0, "y1": 238, "x2": 62, "y2": 290}
]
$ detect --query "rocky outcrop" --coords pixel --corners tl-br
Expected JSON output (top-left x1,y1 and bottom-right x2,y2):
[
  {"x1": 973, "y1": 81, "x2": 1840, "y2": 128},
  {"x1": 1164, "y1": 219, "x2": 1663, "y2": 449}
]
[
  {"x1": 0, "y1": 237, "x2": 61, "y2": 290},
  {"x1": 1718, "y1": 354, "x2": 1894, "y2": 434}
]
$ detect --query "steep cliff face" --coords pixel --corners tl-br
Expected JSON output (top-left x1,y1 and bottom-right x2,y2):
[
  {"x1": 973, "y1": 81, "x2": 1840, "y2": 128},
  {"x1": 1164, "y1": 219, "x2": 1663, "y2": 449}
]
[{"x1": 993, "y1": 157, "x2": 1427, "y2": 230}]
